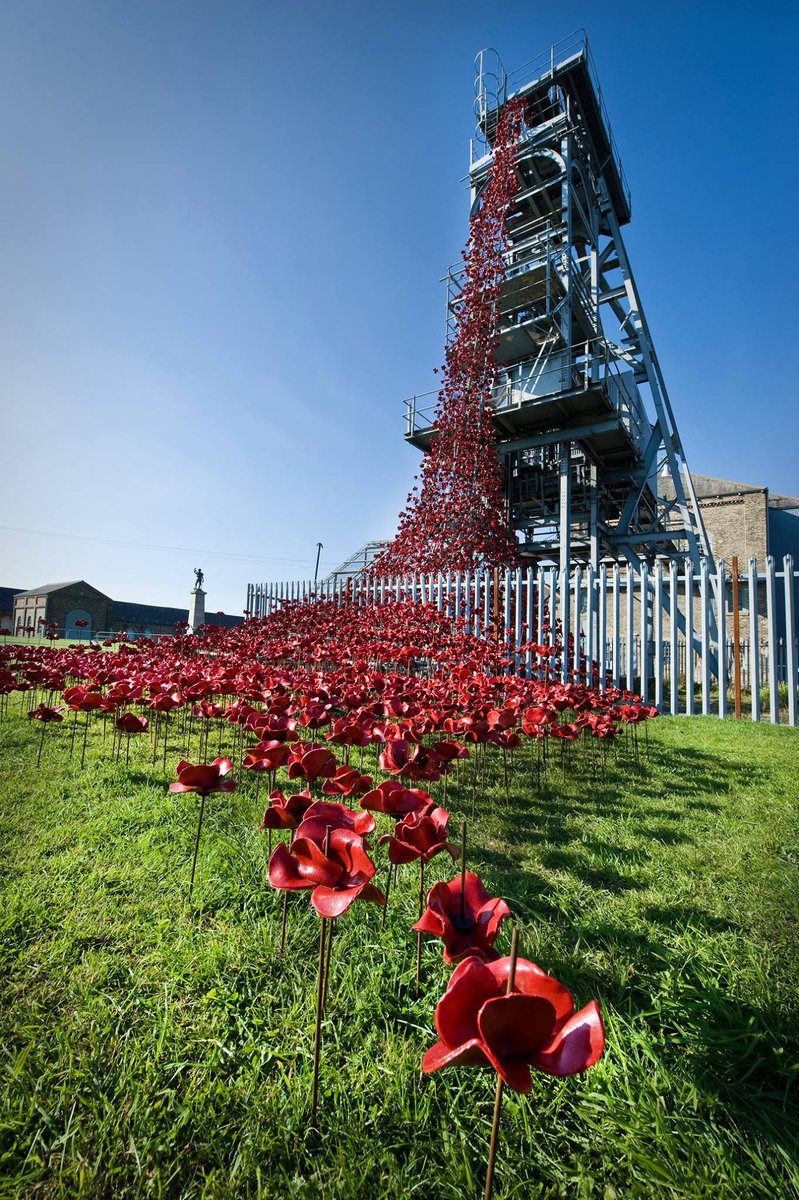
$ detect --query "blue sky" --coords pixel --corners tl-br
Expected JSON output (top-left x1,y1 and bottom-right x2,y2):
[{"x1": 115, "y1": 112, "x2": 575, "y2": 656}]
[{"x1": 0, "y1": 0, "x2": 796, "y2": 615}]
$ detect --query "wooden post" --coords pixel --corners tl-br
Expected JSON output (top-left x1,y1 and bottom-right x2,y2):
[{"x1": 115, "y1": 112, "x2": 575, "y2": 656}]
[{"x1": 732, "y1": 556, "x2": 742, "y2": 719}]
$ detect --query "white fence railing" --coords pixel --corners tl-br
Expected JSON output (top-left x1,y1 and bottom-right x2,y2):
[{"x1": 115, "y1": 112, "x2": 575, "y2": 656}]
[{"x1": 246, "y1": 556, "x2": 799, "y2": 726}]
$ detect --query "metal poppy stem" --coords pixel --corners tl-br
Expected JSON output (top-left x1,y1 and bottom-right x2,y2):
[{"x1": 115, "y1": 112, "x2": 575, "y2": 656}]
[
  {"x1": 37, "y1": 723, "x2": 46, "y2": 768},
  {"x1": 310, "y1": 914, "x2": 328, "y2": 1125},
  {"x1": 415, "y1": 857, "x2": 426, "y2": 998},
  {"x1": 80, "y1": 716, "x2": 90, "y2": 769},
  {"x1": 322, "y1": 913, "x2": 334, "y2": 1007},
  {"x1": 460, "y1": 821, "x2": 468, "y2": 922},
  {"x1": 188, "y1": 792, "x2": 208, "y2": 899},
  {"x1": 381, "y1": 862, "x2": 393, "y2": 930},
  {"x1": 484, "y1": 925, "x2": 519, "y2": 1200},
  {"x1": 279, "y1": 890, "x2": 289, "y2": 954}
]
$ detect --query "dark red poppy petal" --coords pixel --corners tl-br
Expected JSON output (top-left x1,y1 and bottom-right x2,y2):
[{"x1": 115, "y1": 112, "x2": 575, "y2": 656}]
[
  {"x1": 267, "y1": 843, "x2": 313, "y2": 891},
  {"x1": 311, "y1": 884, "x2": 360, "y2": 918},
  {"x1": 412, "y1": 908, "x2": 445, "y2": 936},
  {"x1": 530, "y1": 1001, "x2": 605, "y2": 1076},
  {"x1": 436, "y1": 958, "x2": 499, "y2": 1048},
  {"x1": 422, "y1": 1037, "x2": 489, "y2": 1074},
  {"x1": 478, "y1": 994, "x2": 558, "y2": 1062}
]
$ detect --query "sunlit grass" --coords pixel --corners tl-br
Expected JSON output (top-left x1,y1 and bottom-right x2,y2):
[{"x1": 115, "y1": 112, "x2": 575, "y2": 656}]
[{"x1": 1, "y1": 706, "x2": 798, "y2": 1198}]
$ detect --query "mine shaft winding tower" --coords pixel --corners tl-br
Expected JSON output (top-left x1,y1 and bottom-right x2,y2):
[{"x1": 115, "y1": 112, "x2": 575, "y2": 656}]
[{"x1": 404, "y1": 32, "x2": 713, "y2": 576}]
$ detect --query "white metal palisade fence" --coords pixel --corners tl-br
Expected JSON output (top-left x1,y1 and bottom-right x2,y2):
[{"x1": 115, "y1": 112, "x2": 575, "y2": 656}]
[{"x1": 246, "y1": 555, "x2": 798, "y2": 727}]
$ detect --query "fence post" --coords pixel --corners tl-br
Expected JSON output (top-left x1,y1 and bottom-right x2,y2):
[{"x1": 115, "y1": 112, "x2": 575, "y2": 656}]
[
  {"x1": 784, "y1": 554, "x2": 797, "y2": 727},
  {"x1": 731, "y1": 557, "x2": 742, "y2": 718},
  {"x1": 766, "y1": 557, "x2": 779, "y2": 724},
  {"x1": 525, "y1": 566, "x2": 534, "y2": 677},
  {"x1": 685, "y1": 564, "x2": 695, "y2": 717},
  {"x1": 717, "y1": 561, "x2": 728, "y2": 719},
  {"x1": 700, "y1": 561, "x2": 711, "y2": 715},
  {"x1": 560, "y1": 566, "x2": 570, "y2": 684},
  {"x1": 586, "y1": 565, "x2": 596, "y2": 688},
  {"x1": 598, "y1": 563, "x2": 608, "y2": 694},
  {"x1": 669, "y1": 560, "x2": 679, "y2": 714},
  {"x1": 653, "y1": 561, "x2": 663, "y2": 710},
  {"x1": 573, "y1": 563, "x2": 583, "y2": 683},
  {"x1": 513, "y1": 566, "x2": 523, "y2": 674},
  {"x1": 625, "y1": 564, "x2": 634, "y2": 692},
  {"x1": 612, "y1": 564, "x2": 620, "y2": 689},
  {"x1": 639, "y1": 563, "x2": 649, "y2": 704}
]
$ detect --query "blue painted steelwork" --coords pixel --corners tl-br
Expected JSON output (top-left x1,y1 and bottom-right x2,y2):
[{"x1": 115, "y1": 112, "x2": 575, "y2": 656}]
[{"x1": 405, "y1": 32, "x2": 714, "y2": 585}]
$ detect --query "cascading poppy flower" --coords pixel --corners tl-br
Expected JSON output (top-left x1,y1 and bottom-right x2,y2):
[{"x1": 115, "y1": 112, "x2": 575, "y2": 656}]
[
  {"x1": 268, "y1": 826, "x2": 385, "y2": 918},
  {"x1": 325, "y1": 716, "x2": 373, "y2": 750},
  {"x1": 521, "y1": 706, "x2": 553, "y2": 737},
  {"x1": 360, "y1": 779, "x2": 435, "y2": 818},
  {"x1": 64, "y1": 687, "x2": 104, "y2": 712},
  {"x1": 379, "y1": 807, "x2": 459, "y2": 865},
  {"x1": 413, "y1": 871, "x2": 511, "y2": 964},
  {"x1": 430, "y1": 739, "x2": 469, "y2": 764},
  {"x1": 150, "y1": 691, "x2": 183, "y2": 713},
  {"x1": 422, "y1": 955, "x2": 605, "y2": 1092}
]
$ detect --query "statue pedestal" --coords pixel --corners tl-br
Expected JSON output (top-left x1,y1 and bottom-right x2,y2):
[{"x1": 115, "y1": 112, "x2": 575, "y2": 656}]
[{"x1": 188, "y1": 588, "x2": 206, "y2": 633}]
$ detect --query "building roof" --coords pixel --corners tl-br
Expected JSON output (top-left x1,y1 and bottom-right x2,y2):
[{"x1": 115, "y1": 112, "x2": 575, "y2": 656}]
[
  {"x1": 13, "y1": 580, "x2": 112, "y2": 600},
  {"x1": 0, "y1": 587, "x2": 23, "y2": 613},
  {"x1": 110, "y1": 601, "x2": 189, "y2": 627},
  {"x1": 109, "y1": 600, "x2": 242, "y2": 630}
]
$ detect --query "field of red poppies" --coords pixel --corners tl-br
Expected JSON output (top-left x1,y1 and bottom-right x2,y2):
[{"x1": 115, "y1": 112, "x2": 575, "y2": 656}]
[{"x1": 1, "y1": 598, "x2": 798, "y2": 1199}]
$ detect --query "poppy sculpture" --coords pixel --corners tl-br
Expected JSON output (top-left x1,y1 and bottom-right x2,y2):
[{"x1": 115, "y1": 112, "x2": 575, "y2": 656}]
[
  {"x1": 413, "y1": 871, "x2": 511, "y2": 964},
  {"x1": 28, "y1": 702, "x2": 64, "y2": 766},
  {"x1": 268, "y1": 826, "x2": 384, "y2": 918},
  {"x1": 169, "y1": 758, "x2": 237, "y2": 898},
  {"x1": 258, "y1": 789, "x2": 315, "y2": 832},
  {"x1": 379, "y1": 807, "x2": 459, "y2": 865},
  {"x1": 360, "y1": 779, "x2": 434, "y2": 818},
  {"x1": 422, "y1": 954, "x2": 605, "y2": 1092}
]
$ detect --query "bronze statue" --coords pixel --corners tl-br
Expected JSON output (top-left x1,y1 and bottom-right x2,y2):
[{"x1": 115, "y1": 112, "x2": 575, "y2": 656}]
[{"x1": 194, "y1": 568, "x2": 204, "y2": 590}]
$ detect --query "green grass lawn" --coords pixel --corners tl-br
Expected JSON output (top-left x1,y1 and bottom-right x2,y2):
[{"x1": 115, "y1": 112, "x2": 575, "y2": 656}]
[{"x1": 1, "y1": 711, "x2": 798, "y2": 1199}]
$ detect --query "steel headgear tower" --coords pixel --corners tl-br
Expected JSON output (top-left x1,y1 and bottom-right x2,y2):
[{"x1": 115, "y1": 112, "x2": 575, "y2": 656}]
[{"x1": 405, "y1": 33, "x2": 714, "y2": 576}]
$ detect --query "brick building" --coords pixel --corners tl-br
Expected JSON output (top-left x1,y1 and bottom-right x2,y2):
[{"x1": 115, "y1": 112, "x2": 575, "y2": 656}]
[
  {"x1": 11, "y1": 581, "x2": 243, "y2": 639},
  {"x1": 660, "y1": 473, "x2": 799, "y2": 566},
  {"x1": 13, "y1": 581, "x2": 111, "y2": 638}
]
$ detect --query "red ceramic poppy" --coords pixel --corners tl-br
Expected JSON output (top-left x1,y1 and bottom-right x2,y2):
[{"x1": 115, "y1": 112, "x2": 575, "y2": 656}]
[
  {"x1": 321, "y1": 764, "x2": 373, "y2": 797},
  {"x1": 115, "y1": 712, "x2": 149, "y2": 734},
  {"x1": 413, "y1": 871, "x2": 511, "y2": 963},
  {"x1": 379, "y1": 807, "x2": 459, "y2": 865},
  {"x1": 422, "y1": 955, "x2": 605, "y2": 1092},
  {"x1": 169, "y1": 758, "x2": 237, "y2": 795},
  {"x1": 243, "y1": 739, "x2": 292, "y2": 772},
  {"x1": 295, "y1": 799, "x2": 376, "y2": 840},
  {"x1": 28, "y1": 703, "x2": 64, "y2": 722},
  {"x1": 268, "y1": 826, "x2": 385, "y2": 918},
  {"x1": 378, "y1": 740, "x2": 447, "y2": 783},
  {"x1": 258, "y1": 789, "x2": 314, "y2": 831},
  {"x1": 360, "y1": 779, "x2": 434, "y2": 818},
  {"x1": 286, "y1": 743, "x2": 337, "y2": 783}
]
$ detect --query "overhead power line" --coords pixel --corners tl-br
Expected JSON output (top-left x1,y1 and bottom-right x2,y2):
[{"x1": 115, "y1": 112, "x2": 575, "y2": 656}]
[{"x1": 0, "y1": 525, "x2": 333, "y2": 569}]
